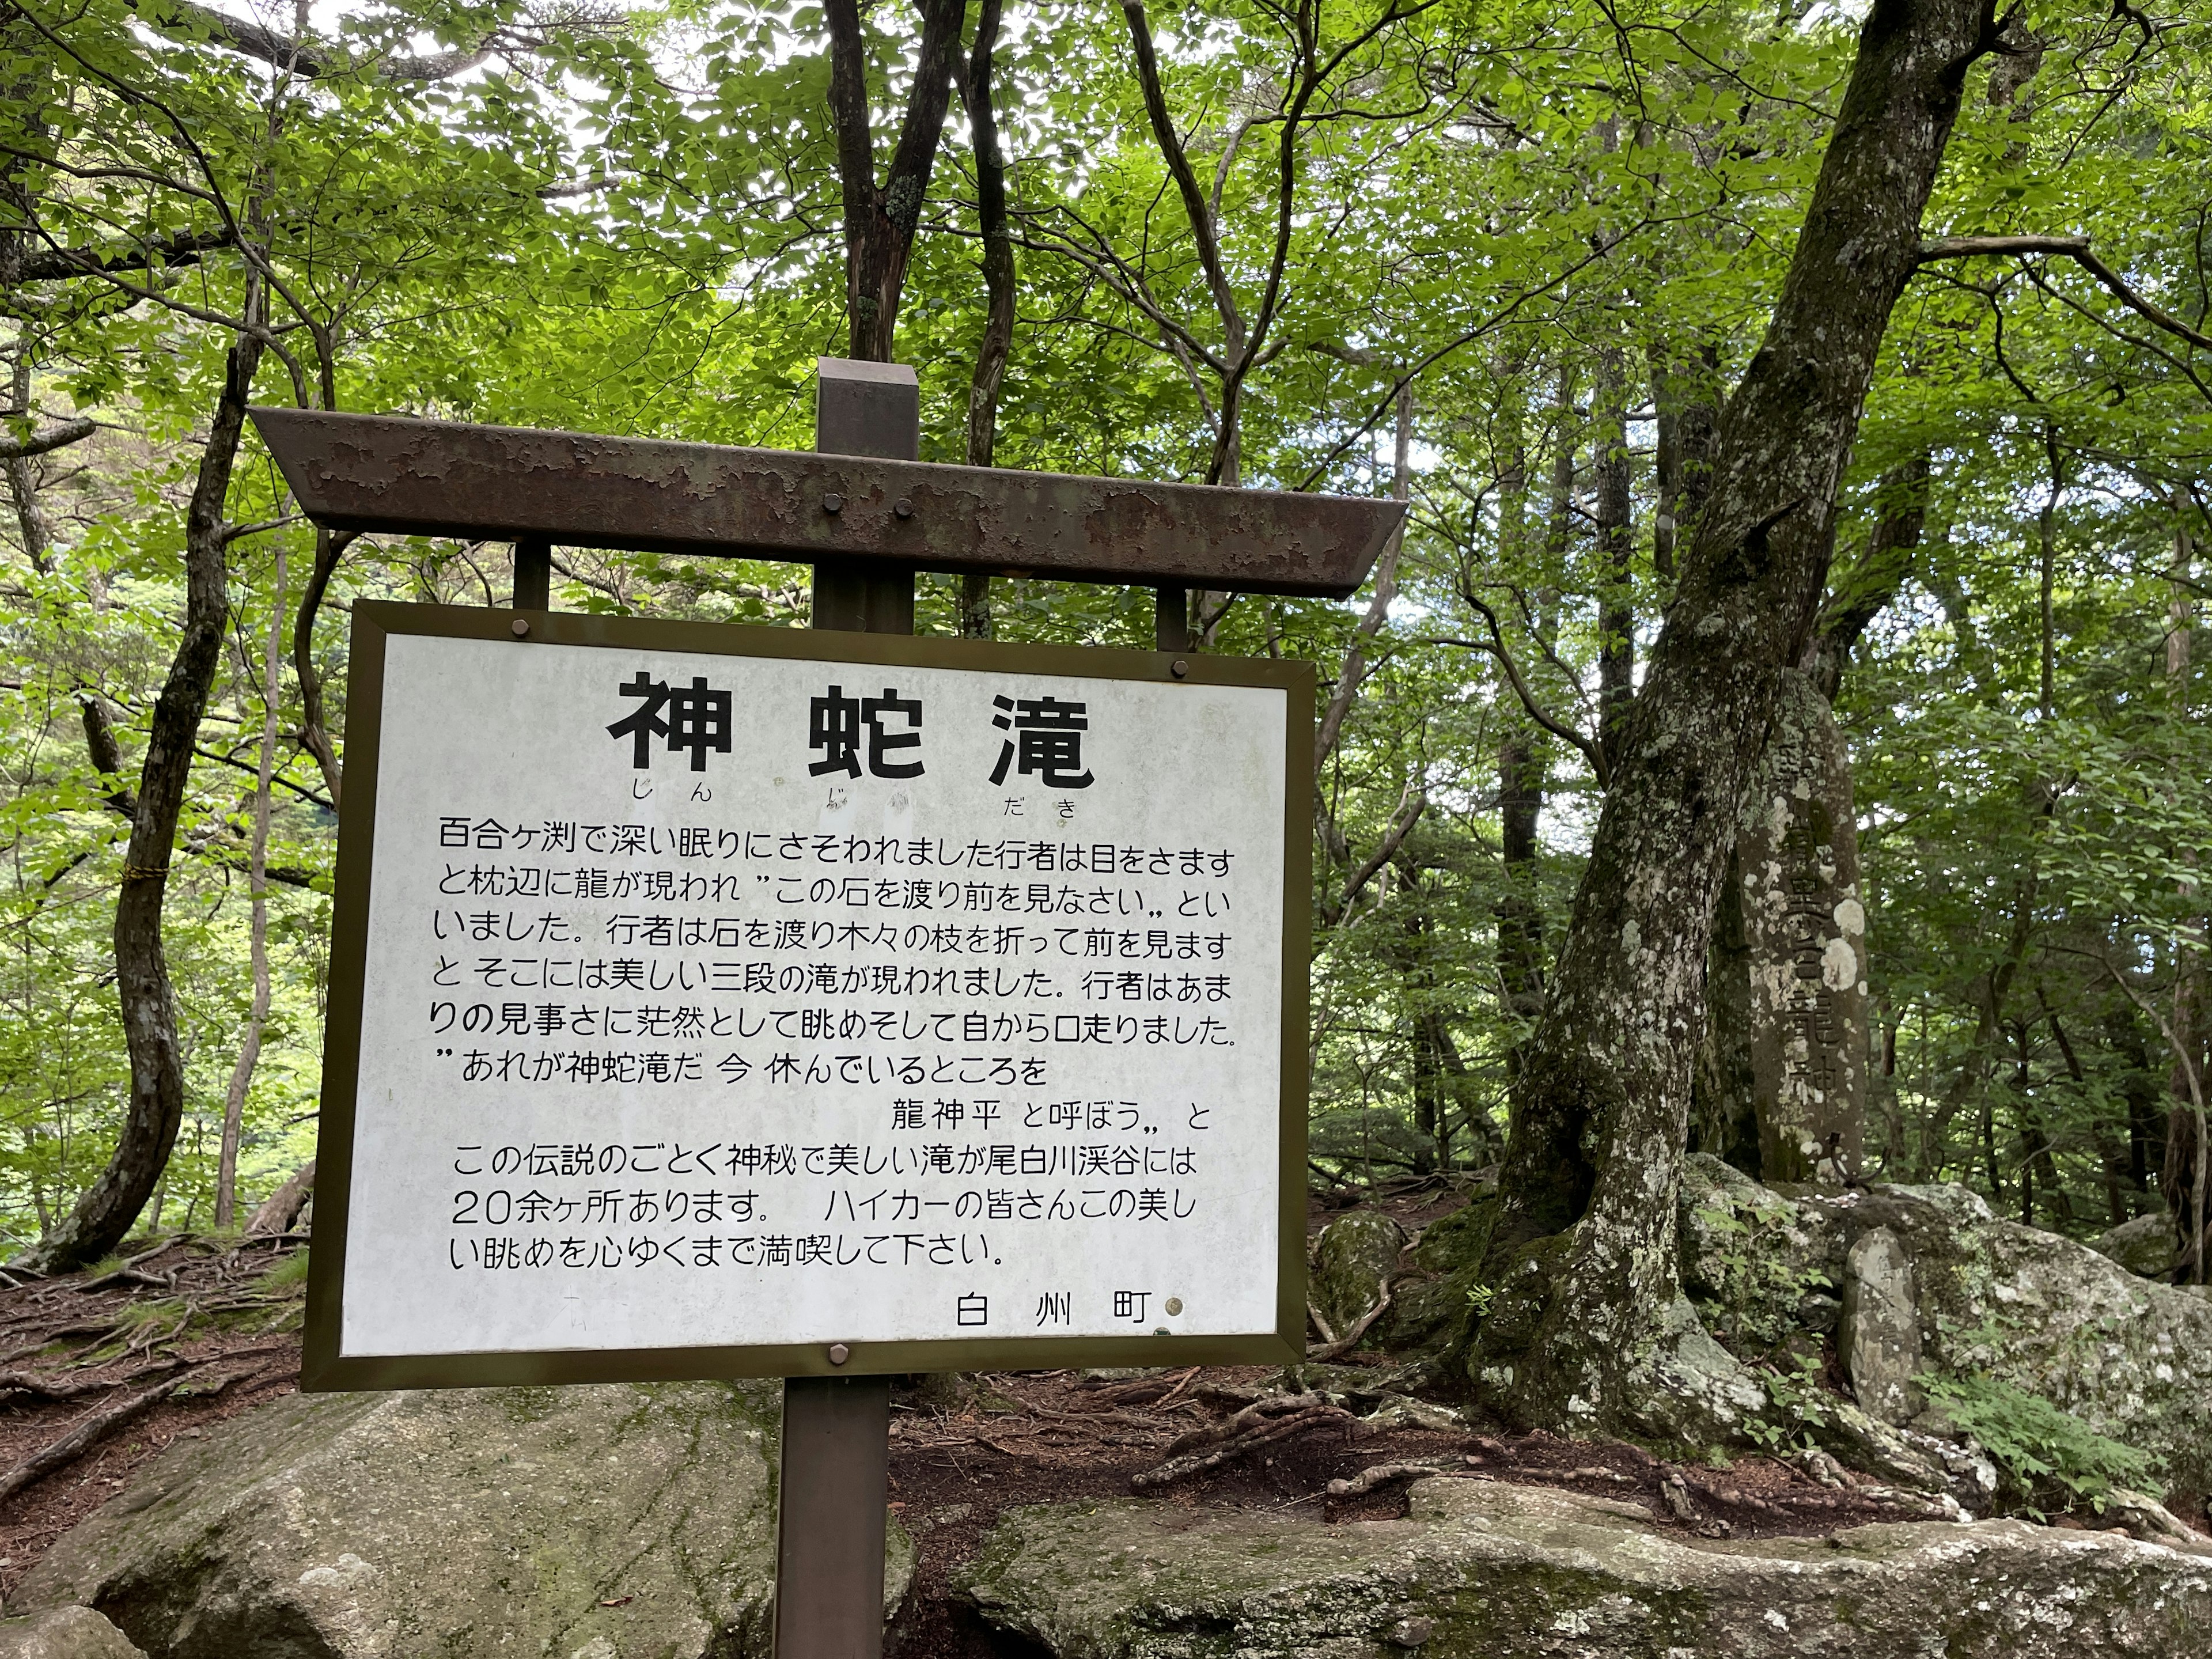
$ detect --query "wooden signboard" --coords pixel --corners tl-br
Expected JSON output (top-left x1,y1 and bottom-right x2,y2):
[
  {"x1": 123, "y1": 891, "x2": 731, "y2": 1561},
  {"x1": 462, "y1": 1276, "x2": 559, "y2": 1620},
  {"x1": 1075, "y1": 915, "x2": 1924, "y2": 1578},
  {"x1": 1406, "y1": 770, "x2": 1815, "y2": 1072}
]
[
  {"x1": 257, "y1": 359, "x2": 1393, "y2": 1658},
  {"x1": 304, "y1": 604, "x2": 1311, "y2": 1389}
]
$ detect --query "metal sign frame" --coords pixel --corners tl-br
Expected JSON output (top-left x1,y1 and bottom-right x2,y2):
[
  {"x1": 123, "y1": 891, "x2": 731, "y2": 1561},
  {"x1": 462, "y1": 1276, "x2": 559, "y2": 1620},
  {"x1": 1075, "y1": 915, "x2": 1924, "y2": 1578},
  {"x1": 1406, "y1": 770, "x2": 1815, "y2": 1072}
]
[{"x1": 301, "y1": 600, "x2": 1313, "y2": 1392}]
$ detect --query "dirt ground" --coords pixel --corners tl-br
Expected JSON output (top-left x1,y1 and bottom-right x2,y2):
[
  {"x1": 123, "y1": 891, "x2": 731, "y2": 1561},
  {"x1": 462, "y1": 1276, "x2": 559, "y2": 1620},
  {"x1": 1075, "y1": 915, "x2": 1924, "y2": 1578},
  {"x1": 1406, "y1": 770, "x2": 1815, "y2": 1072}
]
[
  {"x1": 1, "y1": 1188, "x2": 2201, "y2": 1650},
  {"x1": 0, "y1": 1234, "x2": 305, "y2": 1604}
]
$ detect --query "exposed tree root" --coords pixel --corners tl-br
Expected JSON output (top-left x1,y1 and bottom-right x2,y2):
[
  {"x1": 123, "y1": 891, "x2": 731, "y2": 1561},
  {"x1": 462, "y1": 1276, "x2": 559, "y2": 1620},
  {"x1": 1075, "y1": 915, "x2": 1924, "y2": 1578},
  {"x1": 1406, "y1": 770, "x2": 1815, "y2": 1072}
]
[
  {"x1": 1130, "y1": 1394, "x2": 1353, "y2": 1491},
  {"x1": 0, "y1": 1372, "x2": 183, "y2": 1504},
  {"x1": 1308, "y1": 1283, "x2": 1395, "y2": 1362},
  {"x1": 1325, "y1": 1459, "x2": 1457, "y2": 1498}
]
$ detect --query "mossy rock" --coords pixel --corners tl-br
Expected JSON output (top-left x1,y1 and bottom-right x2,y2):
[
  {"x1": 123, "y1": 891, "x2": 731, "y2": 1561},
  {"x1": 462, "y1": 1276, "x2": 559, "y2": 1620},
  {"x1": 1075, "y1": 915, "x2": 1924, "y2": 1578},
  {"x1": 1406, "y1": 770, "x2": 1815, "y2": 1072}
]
[
  {"x1": 956, "y1": 1478, "x2": 2212, "y2": 1658},
  {"x1": 0, "y1": 1607, "x2": 145, "y2": 1658},
  {"x1": 2090, "y1": 1212, "x2": 2176, "y2": 1280},
  {"x1": 1674, "y1": 1156, "x2": 2212, "y2": 1497},
  {"x1": 1376, "y1": 1196, "x2": 1498, "y2": 1358},
  {"x1": 1310, "y1": 1211, "x2": 1409, "y2": 1339},
  {"x1": 13, "y1": 1381, "x2": 912, "y2": 1659}
]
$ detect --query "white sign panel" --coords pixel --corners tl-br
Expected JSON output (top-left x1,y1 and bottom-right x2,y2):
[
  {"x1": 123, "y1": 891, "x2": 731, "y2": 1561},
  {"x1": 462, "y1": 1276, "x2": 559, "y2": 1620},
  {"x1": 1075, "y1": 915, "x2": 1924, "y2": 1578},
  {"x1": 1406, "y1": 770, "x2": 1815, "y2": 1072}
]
[{"x1": 307, "y1": 606, "x2": 1307, "y2": 1386}]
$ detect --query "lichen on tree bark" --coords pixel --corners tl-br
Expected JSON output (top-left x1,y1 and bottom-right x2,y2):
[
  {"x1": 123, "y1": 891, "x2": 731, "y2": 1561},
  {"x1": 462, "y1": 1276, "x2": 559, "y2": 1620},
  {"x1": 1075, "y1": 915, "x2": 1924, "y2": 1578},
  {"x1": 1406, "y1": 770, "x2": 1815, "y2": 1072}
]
[
  {"x1": 1738, "y1": 669, "x2": 1869, "y2": 1185},
  {"x1": 1474, "y1": 0, "x2": 2005, "y2": 1438}
]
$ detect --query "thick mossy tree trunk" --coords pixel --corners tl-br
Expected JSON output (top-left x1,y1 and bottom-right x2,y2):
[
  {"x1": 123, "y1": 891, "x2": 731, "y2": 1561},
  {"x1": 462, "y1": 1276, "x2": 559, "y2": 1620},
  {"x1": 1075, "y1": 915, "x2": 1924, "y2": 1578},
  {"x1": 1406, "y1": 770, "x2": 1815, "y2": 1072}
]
[
  {"x1": 1695, "y1": 462, "x2": 1926, "y2": 1177},
  {"x1": 1737, "y1": 669, "x2": 1869, "y2": 1184},
  {"x1": 25, "y1": 325, "x2": 267, "y2": 1271},
  {"x1": 1475, "y1": 0, "x2": 2000, "y2": 1437}
]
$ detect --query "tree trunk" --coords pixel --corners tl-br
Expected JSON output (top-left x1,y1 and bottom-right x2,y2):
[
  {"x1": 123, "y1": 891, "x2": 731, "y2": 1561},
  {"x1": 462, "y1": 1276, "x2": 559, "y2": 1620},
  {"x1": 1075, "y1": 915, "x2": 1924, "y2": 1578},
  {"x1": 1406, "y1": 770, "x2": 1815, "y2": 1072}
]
[
  {"x1": 217, "y1": 549, "x2": 283, "y2": 1229},
  {"x1": 1495, "y1": 732, "x2": 1547, "y2": 1023},
  {"x1": 246, "y1": 1156, "x2": 315, "y2": 1235},
  {"x1": 291, "y1": 526, "x2": 349, "y2": 807},
  {"x1": 825, "y1": 0, "x2": 969, "y2": 362},
  {"x1": 1804, "y1": 455, "x2": 1929, "y2": 700},
  {"x1": 1594, "y1": 349, "x2": 1634, "y2": 775},
  {"x1": 4, "y1": 350, "x2": 55, "y2": 571},
  {"x1": 1492, "y1": 405, "x2": 1548, "y2": 1098},
  {"x1": 956, "y1": 0, "x2": 1013, "y2": 640},
  {"x1": 2162, "y1": 503, "x2": 2207, "y2": 1281},
  {"x1": 1700, "y1": 338, "x2": 1923, "y2": 1191},
  {"x1": 1412, "y1": 1007, "x2": 1472, "y2": 1173},
  {"x1": 1476, "y1": 0, "x2": 1999, "y2": 1438},
  {"x1": 2102, "y1": 1005, "x2": 2164, "y2": 1208},
  {"x1": 1689, "y1": 847, "x2": 1760, "y2": 1172},
  {"x1": 25, "y1": 319, "x2": 267, "y2": 1271},
  {"x1": 1651, "y1": 344, "x2": 1718, "y2": 587}
]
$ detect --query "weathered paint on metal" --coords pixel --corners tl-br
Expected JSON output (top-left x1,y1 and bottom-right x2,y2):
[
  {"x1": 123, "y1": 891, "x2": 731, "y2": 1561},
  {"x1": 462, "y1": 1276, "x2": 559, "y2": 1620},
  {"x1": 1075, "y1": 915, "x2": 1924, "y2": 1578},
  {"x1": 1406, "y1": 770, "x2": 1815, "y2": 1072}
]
[{"x1": 248, "y1": 407, "x2": 1398, "y2": 599}]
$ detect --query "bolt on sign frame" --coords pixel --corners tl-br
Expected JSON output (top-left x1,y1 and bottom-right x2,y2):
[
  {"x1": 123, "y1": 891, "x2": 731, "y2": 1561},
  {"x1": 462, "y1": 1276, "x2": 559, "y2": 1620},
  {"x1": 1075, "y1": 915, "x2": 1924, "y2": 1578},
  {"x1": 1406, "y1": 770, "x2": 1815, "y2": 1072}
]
[{"x1": 251, "y1": 361, "x2": 1400, "y2": 1659}]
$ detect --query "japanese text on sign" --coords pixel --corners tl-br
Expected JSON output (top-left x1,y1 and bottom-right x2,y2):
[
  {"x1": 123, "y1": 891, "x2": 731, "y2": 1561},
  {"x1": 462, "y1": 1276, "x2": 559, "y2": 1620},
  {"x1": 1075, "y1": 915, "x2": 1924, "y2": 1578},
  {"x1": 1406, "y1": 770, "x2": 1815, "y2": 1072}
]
[{"x1": 329, "y1": 624, "x2": 1295, "y2": 1368}]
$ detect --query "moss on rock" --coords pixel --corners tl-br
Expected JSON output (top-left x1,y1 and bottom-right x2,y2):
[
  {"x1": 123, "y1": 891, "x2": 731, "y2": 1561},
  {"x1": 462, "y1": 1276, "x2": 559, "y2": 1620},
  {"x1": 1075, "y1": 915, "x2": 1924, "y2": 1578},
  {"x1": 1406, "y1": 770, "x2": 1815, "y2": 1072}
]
[
  {"x1": 1673, "y1": 1156, "x2": 2212, "y2": 1498},
  {"x1": 956, "y1": 1479, "x2": 2212, "y2": 1659},
  {"x1": 12, "y1": 1381, "x2": 912, "y2": 1659}
]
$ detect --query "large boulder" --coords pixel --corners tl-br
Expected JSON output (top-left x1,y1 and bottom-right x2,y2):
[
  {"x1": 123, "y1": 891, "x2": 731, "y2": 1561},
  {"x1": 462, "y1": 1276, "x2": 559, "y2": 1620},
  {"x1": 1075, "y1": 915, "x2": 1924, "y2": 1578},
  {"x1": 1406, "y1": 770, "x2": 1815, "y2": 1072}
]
[
  {"x1": 1375, "y1": 1196, "x2": 1496, "y2": 1358},
  {"x1": 956, "y1": 1478, "x2": 2212, "y2": 1658},
  {"x1": 1310, "y1": 1211, "x2": 1408, "y2": 1340},
  {"x1": 1676, "y1": 1156, "x2": 2212, "y2": 1493},
  {"x1": 11, "y1": 1381, "x2": 912, "y2": 1659}
]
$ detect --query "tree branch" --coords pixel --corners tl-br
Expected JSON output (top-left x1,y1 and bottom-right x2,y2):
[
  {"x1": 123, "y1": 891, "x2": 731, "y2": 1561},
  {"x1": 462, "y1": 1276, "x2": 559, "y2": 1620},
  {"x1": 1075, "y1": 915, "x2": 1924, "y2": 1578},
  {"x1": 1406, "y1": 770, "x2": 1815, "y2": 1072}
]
[
  {"x1": 14, "y1": 228, "x2": 224, "y2": 293},
  {"x1": 1119, "y1": 0, "x2": 1244, "y2": 355},
  {"x1": 1315, "y1": 380, "x2": 1411, "y2": 779},
  {"x1": 825, "y1": 0, "x2": 968, "y2": 359},
  {"x1": 1336, "y1": 786, "x2": 1425, "y2": 923},
  {"x1": 1916, "y1": 235, "x2": 2212, "y2": 351},
  {"x1": 137, "y1": 1, "x2": 494, "y2": 82},
  {"x1": 1429, "y1": 614, "x2": 1608, "y2": 789},
  {"x1": 0, "y1": 415, "x2": 96, "y2": 460}
]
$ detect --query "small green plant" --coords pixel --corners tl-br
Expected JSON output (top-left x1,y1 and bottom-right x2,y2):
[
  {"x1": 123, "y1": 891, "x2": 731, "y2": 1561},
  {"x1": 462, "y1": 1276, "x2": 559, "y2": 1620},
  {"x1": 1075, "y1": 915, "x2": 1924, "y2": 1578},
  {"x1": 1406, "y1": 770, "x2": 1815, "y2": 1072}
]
[
  {"x1": 1463, "y1": 1282, "x2": 1498, "y2": 1320},
  {"x1": 1755, "y1": 1350, "x2": 1832, "y2": 1451},
  {"x1": 113, "y1": 1296, "x2": 189, "y2": 1332},
  {"x1": 1921, "y1": 1373, "x2": 2159, "y2": 1513},
  {"x1": 1742, "y1": 1416, "x2": 1788, "y2": 1453},
  {"x1": 258, "y1": 1248, "x2": 311, "y2": 1291},
  {"x1": 1690, "y1": 1198, "x2": 1830, "y2": 1351}
]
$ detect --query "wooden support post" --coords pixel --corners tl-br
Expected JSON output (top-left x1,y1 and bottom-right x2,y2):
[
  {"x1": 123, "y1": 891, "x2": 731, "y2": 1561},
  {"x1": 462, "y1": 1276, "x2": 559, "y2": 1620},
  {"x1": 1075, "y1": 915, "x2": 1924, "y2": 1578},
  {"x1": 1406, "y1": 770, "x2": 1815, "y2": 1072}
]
[
  {"x1": 775, "y1": 1373, "x2": 894, "y2": 1659},
  {"x1": 811, "y1": 359, "x2": 918, "y2": 633},
  {"x1": 1155, "y1": 585, "x2": 1190, "y2": 654},
  {"x1": 513, "y1": 537, "x2": 550, "y2": 609},
  {"x1": 774, "y1": 355, "x2": 914, "y2": 1659}
]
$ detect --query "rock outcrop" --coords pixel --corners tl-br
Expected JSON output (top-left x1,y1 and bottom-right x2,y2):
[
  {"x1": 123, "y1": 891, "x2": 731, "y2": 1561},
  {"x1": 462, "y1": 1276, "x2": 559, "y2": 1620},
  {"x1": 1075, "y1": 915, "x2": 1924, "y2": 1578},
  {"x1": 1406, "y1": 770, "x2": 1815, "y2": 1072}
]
[
  {"x1": 10, "y1": 1381, "x2": 912, "y2": 1659},
  {"x1": 1377, "y1": 1196, "x2": 1495, "y2": 1358},
  {"x1": 1675, "y1": 1156, "x2": 2212, "y2": 1494},
  {"x1": 957, "y1": 1477, "x2": 2212, "y2": 1658}
]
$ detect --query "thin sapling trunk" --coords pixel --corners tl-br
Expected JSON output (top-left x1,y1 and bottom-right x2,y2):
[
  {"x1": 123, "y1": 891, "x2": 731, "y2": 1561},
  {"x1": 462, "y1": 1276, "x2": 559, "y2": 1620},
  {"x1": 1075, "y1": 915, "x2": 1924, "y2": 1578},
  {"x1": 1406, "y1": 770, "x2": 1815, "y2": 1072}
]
[{"x1": 217, "y1": 548, "x2": 283, "y2": 1229}]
